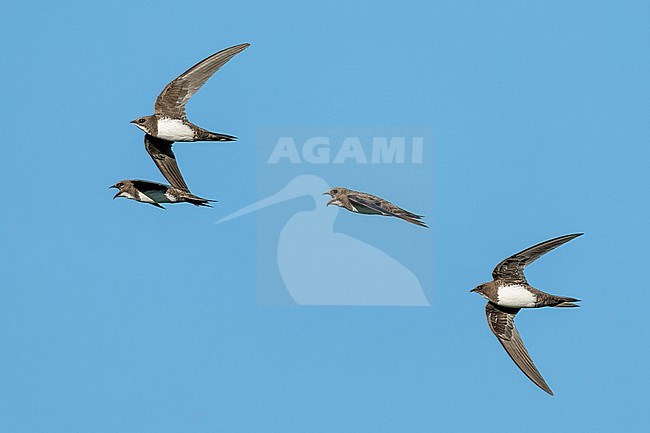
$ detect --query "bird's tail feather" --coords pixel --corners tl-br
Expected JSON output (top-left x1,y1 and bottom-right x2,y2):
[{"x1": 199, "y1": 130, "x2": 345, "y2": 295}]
[
  {"x1": 197, "y1": 130, "x2": 237, "y2": 142},
  {"x1": 554, "y1": 296, "x2": 581, "y2": 308},
  {"x1": 398, "y1": 215, "x2": 428, "y2": 228},
  {"x1": 185, "y1": 196, "x2": 217, "y2": 207}
]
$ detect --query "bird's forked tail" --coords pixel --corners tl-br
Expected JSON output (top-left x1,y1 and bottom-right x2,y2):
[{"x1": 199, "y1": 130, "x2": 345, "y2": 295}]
[
  {"x1": 554, "y1": 296, "x2": 581, "y2": 308},
  {"x1": 195, "y1": 128, "x2": 237, "y2": 142}
]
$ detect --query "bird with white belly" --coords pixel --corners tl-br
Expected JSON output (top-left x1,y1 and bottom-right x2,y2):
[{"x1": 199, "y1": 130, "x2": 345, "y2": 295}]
[{"x1": 471, "y1": 233, "x2": 583, "y2": 395}]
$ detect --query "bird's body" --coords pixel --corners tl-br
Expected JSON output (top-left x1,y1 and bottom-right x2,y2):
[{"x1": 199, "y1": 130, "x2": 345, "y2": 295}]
[
  {"x1": 471, "y1": 233, "x2": 583, "y2": 395},
  {"x1": 128, "y1": 43, "x2": 249, "y2": 196},
  {"x1": 111, "y1": 180, "x2": 214, "y2": 209},
  {"x1": 134, "y1": 116, "x2": 238, "y2": 143},
  {"x1": 475, "y1": 281, "x2": 580, "y2": 309},
  {"x1": 324, "y1": 187, "x2": 427, "y2": 227}
]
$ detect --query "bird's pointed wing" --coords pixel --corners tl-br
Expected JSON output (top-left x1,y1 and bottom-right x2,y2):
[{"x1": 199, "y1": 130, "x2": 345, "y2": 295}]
[
  {"x1": 485, "y1": 302, "x2": 553, "y2": 395},
  {"x1": 154, "y1": 43, "x2": 250, "y2": 119},
  {"x1": 492, "y1": 233, "x2": 583, "y2": 283},
  {"x1": 347, "y1": 193, "x2": 427, "y2": 227},
  {"x1": 144, "y1": 134, "x2": 190, "y2": 191}
]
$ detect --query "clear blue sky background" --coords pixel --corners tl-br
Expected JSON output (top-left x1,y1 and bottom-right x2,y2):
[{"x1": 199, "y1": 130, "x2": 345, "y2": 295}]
[{"x1": 1, "y1": 0, "x2": 649, "y2": 431}]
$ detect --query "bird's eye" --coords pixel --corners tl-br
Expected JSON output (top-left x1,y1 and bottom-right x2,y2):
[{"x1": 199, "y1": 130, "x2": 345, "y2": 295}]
[
  {"x1": 331, "y1": 189, "x2": 338, "y2": 194},
  {"x1": 138, "y1": 118, "x2": 146, "y2": 124}
]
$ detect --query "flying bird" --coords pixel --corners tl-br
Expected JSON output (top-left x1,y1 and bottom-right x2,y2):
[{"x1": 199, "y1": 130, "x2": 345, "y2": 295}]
[
  {"x1": 131, "y1": 43, "x2": 249, "y2": 143},
  {"x1": 111, "y1": 180, "x2": 214, "y2": 209},
  {"x1": 471, "y1": 233, "x2": 583, "y2": 396},
  {"x1": 324, "y1": 187, "x2": 427, "y2": 227}
]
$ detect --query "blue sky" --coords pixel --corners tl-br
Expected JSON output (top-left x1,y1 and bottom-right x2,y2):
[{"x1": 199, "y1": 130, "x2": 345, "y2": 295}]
[{"x1": 1, "y1": 0, "x2": 649, "y2": 431}]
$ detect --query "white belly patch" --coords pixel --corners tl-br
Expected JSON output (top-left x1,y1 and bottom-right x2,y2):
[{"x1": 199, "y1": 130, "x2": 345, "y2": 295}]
[
  {"x1": 497, "y1": 285, "x2": 537, "y2": 308},
  {"x1": 156, "y1": 118, "x2": 195, "y2": 141}
]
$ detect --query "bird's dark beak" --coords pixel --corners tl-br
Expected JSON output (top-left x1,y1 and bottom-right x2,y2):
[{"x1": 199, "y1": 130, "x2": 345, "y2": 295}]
[
  {"x1": 113, "y1": 191, "x2": 121, "y2": 200},
  {"x1": 129, "y1": 119, "x2": 136, "y2": 124},
  {"x1": 323, "y1": 191, "x2": 333, "y2": 206},
  {"x1": 470, "y1": 288, "x2": 478, "y2": 293}
]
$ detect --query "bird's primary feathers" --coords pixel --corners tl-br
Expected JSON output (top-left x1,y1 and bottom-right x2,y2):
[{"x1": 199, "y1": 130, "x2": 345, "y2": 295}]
[{"x1": 144, "y1": 134, "x2": 189, "y2": 191}]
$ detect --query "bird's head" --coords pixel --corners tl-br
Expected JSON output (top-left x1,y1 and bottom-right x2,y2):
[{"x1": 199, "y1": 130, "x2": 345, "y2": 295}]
[
  {"x1": 323, "y1": 187, "x2": 348, "y2": 207},
  {"x1": 470, "y1": 283, "x2": 491, "y2": 300},
  {"x1": 130, "y1": 115, "x2": 156, "y2": 134},
  {"x1": 110, "y1": 180, "x2": 130, "y2": 200}
]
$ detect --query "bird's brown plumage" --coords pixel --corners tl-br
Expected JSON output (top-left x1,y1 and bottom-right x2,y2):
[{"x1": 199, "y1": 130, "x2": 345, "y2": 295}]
[
  {"x1": 471, "y1": 233, "x2": 584, "y2": 396},
  {"x1": 325, "y1": 187, "x2": 427, "y2": 227},
  {"x1": 485, "y1": 302, "x2": 554, "y2": 395},
  {"x1": 492, "y1": 233, "x2": 583, "y2": 284},
  {"x1": 154, "y1": 43, "x2": 250, "y2": 119},
  {"x1": 111, "y1": 179, "x2": 214, "y2": 209}
]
